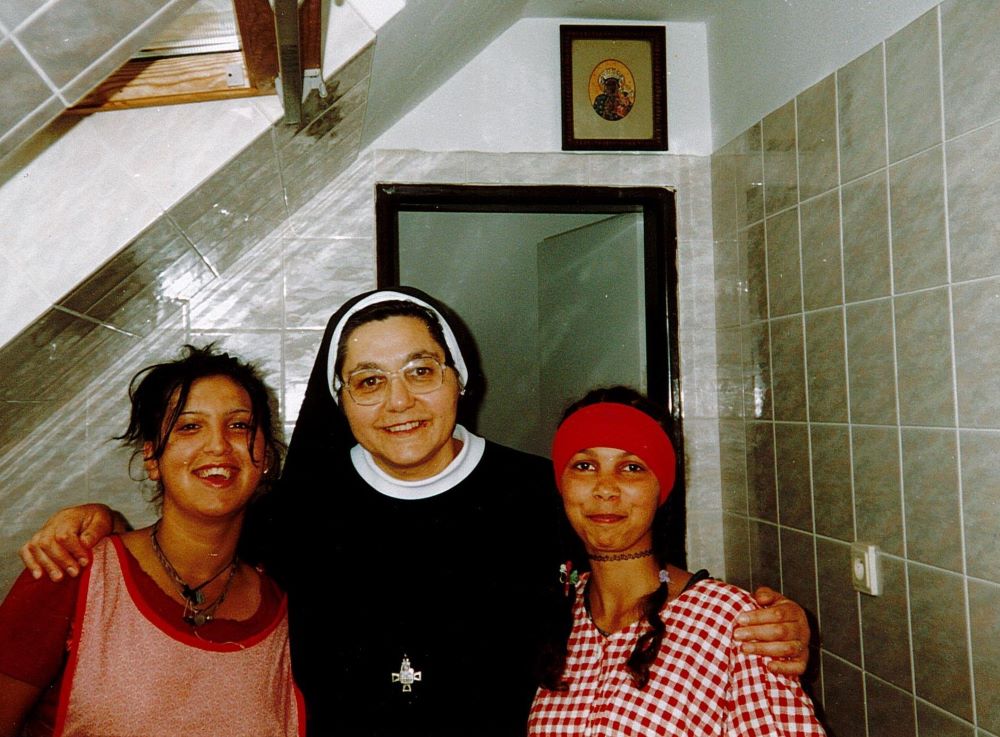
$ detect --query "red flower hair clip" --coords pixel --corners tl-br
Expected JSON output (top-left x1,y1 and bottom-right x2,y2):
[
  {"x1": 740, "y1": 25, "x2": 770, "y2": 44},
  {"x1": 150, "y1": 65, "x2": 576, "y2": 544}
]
[{"x1": 558, "y1": 560, "x2": 580, "y2": 597}]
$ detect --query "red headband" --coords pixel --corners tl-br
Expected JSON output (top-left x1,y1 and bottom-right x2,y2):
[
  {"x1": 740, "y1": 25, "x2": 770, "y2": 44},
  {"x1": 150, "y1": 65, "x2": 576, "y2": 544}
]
[{"x1": 551, "y1": 402, "x2": 676, "y2": 505}]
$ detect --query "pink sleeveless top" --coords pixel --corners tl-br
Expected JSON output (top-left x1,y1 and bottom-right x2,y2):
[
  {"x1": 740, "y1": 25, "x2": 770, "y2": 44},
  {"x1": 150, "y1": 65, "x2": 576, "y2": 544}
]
[{"x1": 52, "y1": 537, "x2": 304, "y2": 737}]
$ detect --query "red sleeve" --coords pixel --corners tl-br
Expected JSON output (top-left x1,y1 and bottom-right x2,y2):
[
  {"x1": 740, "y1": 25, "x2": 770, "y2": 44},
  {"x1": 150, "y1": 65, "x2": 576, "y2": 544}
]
[{"x1": 0, "y1": 568, "x2": 79, "y2": 688}]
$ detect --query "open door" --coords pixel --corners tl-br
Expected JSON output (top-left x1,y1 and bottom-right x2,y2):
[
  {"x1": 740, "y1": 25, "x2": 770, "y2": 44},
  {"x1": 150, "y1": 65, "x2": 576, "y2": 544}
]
[{"x1": 537, "y1": 213, "x2": 647, "y2": 436}]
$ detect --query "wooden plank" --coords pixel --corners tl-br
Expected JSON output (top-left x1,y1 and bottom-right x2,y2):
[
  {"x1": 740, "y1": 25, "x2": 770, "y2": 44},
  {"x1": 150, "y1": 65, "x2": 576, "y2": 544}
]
[
  {"x1": 299, "y1": 0, "x2": 321, "y2": 71},
  {"x1": 234, "y1": 0, "x2": 277, "y2": 92},
  {"x1": 71, "y1": 52, "x2": 254, "y2": 110},
  {"x1": 68, "y1": 87, "x2": 265, "y2": 114}
]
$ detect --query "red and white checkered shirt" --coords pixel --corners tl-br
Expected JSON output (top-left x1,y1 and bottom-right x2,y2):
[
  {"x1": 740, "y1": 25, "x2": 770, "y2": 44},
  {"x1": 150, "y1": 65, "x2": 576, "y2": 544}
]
[{"x1": 528, "y1": 576, "x2": 825, "y2": 736}]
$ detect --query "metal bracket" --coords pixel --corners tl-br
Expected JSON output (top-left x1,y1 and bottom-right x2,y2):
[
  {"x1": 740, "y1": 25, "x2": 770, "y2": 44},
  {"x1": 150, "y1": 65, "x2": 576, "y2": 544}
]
[
  {"x1": 275, "y1": 69, "x2": 325, "y2": 107},
  {"x1": 302, "y1": 68, "x2": 327, "y2": 99},
  {"x1": 274, "y1": 0, "x2": 302, "y2": 125}
]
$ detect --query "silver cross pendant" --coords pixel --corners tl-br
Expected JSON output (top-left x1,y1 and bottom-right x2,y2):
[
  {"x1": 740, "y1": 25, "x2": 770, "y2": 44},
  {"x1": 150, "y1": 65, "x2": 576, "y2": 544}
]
[{"x1": 391, "y1": 655, "x2": 422, "y2": 693}]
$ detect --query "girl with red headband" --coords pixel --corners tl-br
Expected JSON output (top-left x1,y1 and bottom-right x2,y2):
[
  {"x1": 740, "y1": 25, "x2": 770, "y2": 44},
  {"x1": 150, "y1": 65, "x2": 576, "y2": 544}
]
[{"x1": 530, "y1": 387, "x2": 825, "y2": 736}]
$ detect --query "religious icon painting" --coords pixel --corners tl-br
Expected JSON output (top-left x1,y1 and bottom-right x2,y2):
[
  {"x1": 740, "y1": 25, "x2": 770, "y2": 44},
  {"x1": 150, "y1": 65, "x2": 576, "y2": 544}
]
[
  {"x1": 590, "y1": 60, "x2": 636, "y2": 122},
  {"x1": 560, "y1": 25, "x2": 667, "y2": 151}
]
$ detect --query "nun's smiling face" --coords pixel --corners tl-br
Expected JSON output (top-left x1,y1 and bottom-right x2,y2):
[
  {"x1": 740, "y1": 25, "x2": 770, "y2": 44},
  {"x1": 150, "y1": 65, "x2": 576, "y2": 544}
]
[{"x1": 339, "y1": 315, "x2": 462, "y2": 480}]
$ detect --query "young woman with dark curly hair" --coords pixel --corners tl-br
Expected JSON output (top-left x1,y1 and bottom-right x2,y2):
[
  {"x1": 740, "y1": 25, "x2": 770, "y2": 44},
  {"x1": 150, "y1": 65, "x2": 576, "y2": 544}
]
[{"x1": 0, "y1": 345, "x2": 302, "y2": 737}]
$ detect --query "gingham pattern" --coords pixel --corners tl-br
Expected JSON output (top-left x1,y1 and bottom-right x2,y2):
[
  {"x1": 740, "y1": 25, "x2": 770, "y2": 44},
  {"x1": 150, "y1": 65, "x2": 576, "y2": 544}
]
[{"x1": 528, "y1": 576, "x2": 825, "y2": 736}]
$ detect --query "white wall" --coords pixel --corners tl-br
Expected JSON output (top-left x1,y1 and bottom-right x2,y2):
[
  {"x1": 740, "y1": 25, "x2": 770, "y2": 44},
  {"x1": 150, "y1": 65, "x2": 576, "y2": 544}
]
[
  {"x1": 374, "y1": 2, "x2": 942, "y2": 156},
  {"x1": 374, "y1": 18, "x2": 712, "y2": 155},
  {"x1": 0, "y1": 2, "x2": 945, "y2": 349},
  {"x1": 0, "y1": 11, "x2": 711, "y2": 349},
  {"x1": 706, "y1": 0, "x2": 941, "y2": 147}
]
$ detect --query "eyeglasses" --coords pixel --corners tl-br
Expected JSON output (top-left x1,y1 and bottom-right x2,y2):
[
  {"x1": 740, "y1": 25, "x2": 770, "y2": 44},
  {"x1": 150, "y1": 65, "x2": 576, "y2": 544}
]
[{"x1": 344, "y1": 357, "x2": 448, "y2": 405}]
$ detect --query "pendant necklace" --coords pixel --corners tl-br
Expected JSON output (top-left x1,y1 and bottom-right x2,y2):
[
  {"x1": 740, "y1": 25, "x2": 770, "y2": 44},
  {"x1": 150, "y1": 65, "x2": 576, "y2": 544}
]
[
  {"x1": 391, "y1": 655, "x2": 423, "y2": 692},
  {"x1": 149, "y1": 521, "x2": 239, "y2": 627}
]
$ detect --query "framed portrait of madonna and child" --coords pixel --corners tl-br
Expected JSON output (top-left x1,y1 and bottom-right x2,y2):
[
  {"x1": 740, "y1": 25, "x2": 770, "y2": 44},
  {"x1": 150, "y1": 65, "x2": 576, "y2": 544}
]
[{"x1": 559, "y1": 24, "x2": 667, "y2": 151}]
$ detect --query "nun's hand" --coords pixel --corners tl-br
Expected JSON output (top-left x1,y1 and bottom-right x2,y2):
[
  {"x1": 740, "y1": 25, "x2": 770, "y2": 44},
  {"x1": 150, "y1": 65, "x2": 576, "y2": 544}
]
[
  {"x1": 733, "y1": 586, "x2": 811, "y2": 676},
  {"x1": 19, "y1": 504, "x2": 116, "y2": 582}
]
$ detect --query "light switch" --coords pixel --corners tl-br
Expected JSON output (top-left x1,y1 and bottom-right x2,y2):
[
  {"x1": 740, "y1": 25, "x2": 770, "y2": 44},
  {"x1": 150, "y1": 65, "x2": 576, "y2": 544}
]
[{"x1": 850, "y1": 542, "x2": 881, "y2": 596}]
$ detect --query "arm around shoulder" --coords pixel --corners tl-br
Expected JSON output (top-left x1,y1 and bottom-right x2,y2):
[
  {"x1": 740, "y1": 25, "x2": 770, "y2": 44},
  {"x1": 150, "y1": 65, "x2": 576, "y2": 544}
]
[{"x1": 19, "y1": 503, "x2": 123, "y2": 582}]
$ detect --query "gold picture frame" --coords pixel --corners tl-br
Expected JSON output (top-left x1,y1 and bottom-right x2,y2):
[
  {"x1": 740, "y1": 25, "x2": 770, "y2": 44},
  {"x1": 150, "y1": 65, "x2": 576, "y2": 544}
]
[{"x1": 560, "y1": 25, "x2": 667, "y2": 151}]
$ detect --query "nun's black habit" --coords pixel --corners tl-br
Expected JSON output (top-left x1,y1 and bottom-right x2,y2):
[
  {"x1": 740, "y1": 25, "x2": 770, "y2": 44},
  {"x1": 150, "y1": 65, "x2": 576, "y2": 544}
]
[{"x1": 246, "y1": 287, "x2": 567, "y2": 737}]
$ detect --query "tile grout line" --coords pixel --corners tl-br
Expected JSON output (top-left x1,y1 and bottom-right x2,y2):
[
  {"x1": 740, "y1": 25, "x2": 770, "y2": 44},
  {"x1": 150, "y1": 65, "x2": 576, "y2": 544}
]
[
  {"x1": 6, "y1": 32, "x2": 64, "y2": 103},
  {"x1": 936, "y1": 3, "x2": 978, "y2": 729},
  {"x1": 791, "y1": 93, "x2": 825, "y2": 662},
  {"x1": 10, "y1": 0, "x2": 60, "y2": 34},
  {"x1": 732, "y1": 236, "x2": 749, "y2": 571},
  {"x1": 880, "y1": 36, "x2": 921, "y2": 737},
  {"x1": 757, "y1": 117, "x2": 786, "y2": 597},
  {"x1": 832, "y1": 63, "x2": 863, "y2": 717},
  {"x1": 730, "y1": 153, "x2": 755, "y2": 591}
]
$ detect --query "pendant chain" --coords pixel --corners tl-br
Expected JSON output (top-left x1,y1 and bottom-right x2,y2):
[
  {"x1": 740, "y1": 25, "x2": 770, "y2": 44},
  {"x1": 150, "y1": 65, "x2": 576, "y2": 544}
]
[{"x1": 149, "y1": 521, "x2": 239, "y2": 627}]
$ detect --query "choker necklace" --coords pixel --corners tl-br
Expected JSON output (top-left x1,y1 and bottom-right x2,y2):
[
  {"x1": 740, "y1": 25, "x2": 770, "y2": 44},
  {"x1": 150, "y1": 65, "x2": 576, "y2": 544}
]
[
  {"x1": 588, "y1": 548, "x2": 654, "y2": 562},
  {"x1": 150, "y1": 521, "x2": 239, "y2": 627}
]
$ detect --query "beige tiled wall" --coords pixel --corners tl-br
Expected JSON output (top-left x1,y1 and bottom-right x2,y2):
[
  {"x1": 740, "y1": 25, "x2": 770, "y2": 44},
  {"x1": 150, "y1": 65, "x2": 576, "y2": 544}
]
[
  {"x1": 0, "y1": 43, "x2": 376, "y2": 588},
  {"x1": 713, "y1": 2, "x2": 1000, "y2": 734}
]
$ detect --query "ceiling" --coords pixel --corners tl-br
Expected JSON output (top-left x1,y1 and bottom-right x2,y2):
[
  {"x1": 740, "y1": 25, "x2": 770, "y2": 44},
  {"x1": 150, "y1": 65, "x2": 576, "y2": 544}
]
[{"x1": 520, "y1": 0, "x2": 725, "y2": 22}]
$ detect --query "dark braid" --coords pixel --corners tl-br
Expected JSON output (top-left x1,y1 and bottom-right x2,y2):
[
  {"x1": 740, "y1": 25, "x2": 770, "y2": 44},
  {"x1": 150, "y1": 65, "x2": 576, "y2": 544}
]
[
  {"x1": 537, "y1": 386, "x2": 679, "y2": 692},
  {"x1": 625, "y1": 569, "x2": 670, "y2": 688},
  {"x1": 627, "y1": 485, "x2": 681, "y2": 687},
  {"x1": 536, "y1": 582, "x2": 577, "y2": 691}
]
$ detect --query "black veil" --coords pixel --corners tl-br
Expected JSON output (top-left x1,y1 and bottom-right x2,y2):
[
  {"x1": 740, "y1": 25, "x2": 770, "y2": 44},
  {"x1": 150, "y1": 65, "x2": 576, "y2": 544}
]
[{"x1": 281, "y1": 285, "x2": 483, "y2": 492}]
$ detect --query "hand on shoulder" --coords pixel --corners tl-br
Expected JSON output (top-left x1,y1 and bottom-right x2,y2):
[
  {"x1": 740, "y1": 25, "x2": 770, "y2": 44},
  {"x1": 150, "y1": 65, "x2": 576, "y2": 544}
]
[
  {"x1": 734, "y1": 586, "x2": 811, "y2": 676},
  {"x1": 19, "y1": 504, "x2": 116, "y2": 582}
]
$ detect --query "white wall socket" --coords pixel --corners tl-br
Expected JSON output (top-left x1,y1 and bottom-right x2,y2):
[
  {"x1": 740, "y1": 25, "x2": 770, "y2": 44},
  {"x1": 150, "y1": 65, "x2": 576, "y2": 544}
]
[{"x1": 850, "y1": 542, "x2": 881, "y2": 596}]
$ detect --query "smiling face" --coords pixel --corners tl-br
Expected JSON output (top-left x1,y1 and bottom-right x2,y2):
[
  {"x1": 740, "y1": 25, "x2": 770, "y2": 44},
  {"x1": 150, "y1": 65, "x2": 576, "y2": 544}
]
[
  {"x1": 339, "y1": 315, "x2": 461, "y2": 480},
  {"x1": 145, "y1": 375, "x2": 266, "y2": 522},
  {"x1": 559, "y1": 446, "x2": 661, "y2": 557}
]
